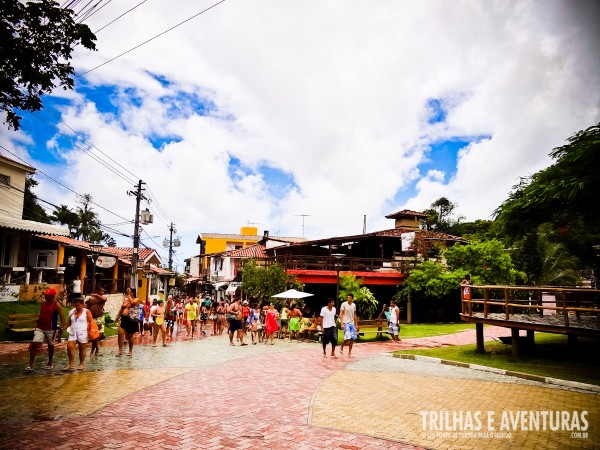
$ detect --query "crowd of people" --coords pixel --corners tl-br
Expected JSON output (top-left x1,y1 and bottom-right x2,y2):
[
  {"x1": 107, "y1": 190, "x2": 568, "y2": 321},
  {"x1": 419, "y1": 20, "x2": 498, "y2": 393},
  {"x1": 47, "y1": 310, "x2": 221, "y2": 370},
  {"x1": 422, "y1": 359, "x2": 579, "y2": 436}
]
[{"x1": 25, "y1": 287, "x2": 406, "y2": 372}]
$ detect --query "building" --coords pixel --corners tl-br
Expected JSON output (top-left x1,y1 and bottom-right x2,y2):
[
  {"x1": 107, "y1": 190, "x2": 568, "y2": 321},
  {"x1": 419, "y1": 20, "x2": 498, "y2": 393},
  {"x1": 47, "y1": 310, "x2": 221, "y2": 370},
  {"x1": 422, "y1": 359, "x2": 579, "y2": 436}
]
[
  {"x1": 188, "y1": 227, "x2": 305, "y2": 295},
  {"x1": 0, "y1": 155, "x2": 71, "y2": 301}
]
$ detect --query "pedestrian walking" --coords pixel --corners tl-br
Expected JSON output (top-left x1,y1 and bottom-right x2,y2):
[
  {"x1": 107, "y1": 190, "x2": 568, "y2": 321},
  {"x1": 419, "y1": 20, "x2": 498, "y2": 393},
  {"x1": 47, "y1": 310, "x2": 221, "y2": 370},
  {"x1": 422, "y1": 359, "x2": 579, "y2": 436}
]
[
  {"x1": 152, "y1": 299, "x2": 168, "y2": 346},
  {"x1": 64, "y1": 297, "x2": 94, "y2": 371},
  {"x1": 227, "y1": 298, "x2": 245, "y2": 346},
  {"x1": 165, "y1": 295, "x2": 177, "y2": 339},
  {"x1": 288, "y1": 304, "x2": 302, "y2": 341},
  {"x1": 388, "y1": 300, "x2": 401, "y2": 342},
  {"x1": 184, "y1": 297, "x2": 198, "y2": 339},
  {"x1": 339, "y1": 294, "x2": 359, "y2": 357},
  {"x1": 265, "y1": 303, "x2": 279, "y2": 345},
  {"x1": 25, "y1": 287, "x2": 65, "y2": 372},
  {"x1": 319, "y1": 298, "x2": 338, "y2": 358},
  {"x1": 116, "y1": 288, "x2": 141, "y2": 357}
]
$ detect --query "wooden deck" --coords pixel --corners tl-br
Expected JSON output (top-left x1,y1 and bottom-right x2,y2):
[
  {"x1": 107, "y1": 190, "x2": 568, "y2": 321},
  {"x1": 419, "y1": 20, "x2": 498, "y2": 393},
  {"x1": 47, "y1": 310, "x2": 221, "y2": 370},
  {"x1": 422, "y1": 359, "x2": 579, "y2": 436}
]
[{"x1": 460, "y1": 285, "x2": 600, "y2": 356}]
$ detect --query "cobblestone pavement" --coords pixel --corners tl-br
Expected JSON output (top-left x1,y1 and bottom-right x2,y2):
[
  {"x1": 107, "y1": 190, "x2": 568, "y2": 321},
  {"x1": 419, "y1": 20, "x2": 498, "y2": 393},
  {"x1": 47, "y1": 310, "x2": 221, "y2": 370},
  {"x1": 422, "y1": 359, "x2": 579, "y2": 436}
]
[{"x1": 0, "y1": 326, "x2": 597, "y2": 450}]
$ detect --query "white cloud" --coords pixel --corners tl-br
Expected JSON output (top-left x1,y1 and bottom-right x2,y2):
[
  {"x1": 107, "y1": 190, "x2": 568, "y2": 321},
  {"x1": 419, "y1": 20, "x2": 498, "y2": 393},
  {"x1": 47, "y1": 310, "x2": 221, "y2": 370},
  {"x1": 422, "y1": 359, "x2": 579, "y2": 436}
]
[{"x1": 3, "y1": 0, "x2": 599, "y2": 268}]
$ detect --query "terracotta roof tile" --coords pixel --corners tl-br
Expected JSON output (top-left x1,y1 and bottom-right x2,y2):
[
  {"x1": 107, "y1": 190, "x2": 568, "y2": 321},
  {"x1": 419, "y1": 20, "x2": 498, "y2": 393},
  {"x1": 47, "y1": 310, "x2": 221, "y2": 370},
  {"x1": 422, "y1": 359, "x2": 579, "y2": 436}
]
[{"x1": 385, "y1": 209, "x2": 428, "y2": 219}]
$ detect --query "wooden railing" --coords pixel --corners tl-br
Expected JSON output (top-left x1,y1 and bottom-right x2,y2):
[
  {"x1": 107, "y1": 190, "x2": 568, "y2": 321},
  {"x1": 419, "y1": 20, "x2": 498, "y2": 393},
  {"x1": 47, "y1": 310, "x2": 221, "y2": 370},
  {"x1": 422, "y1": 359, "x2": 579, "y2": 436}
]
[
  {"x1": 461, "y1": 285, "x2": 600, "y2": 327},
  {"x1": 271, "y1": 255, "x2": 419, "y2": 273}
]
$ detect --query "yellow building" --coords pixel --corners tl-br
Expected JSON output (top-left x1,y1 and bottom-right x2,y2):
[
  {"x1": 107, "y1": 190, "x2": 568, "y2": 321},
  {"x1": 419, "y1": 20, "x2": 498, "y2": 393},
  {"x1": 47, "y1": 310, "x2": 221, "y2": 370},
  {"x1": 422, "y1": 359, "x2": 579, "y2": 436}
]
[{"x1": 196, "y1": 226, "x2": 261, "y2": 269}]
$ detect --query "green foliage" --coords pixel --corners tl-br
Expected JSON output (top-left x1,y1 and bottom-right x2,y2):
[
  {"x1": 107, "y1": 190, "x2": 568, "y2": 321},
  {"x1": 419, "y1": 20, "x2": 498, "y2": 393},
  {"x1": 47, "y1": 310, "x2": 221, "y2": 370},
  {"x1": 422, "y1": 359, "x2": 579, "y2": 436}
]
[
  {"x1": 448, "y1": 219, "x2": 499, "y2": 242},
  {"x1": 397, "y1": 240, "x2": 525, "y2": 302},
  {"x1": 1, "y1": 0, "x2": 97, "y2": 130},
  {"x1": 241, "y1": 259, "x2": 302, "y2": 307},
  {"x1": 338, "y1": 274, "x2": 378, "y2": 318},
  {"x1": 396, "y1": 261, "x2": 463, "y2": 300},
  {"x1": 444, "y1": 239, "x2": 523, "y2": 285},
  {"x1": 494, "y1": 123, "x2": 600, "y2": 270},
  {"x1": 23, "y1": 175, "x2": 50, "y2": 223},
  {"x1": 422, "y1": 197, "x2": 460, "y2": 232}
]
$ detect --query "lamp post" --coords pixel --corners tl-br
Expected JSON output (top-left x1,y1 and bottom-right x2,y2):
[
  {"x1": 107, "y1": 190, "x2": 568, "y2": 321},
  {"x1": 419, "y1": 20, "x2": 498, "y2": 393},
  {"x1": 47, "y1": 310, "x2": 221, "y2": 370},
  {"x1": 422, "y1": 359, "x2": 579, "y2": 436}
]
[
  {"x1": 89, "y1": 243, "x2": 103, "y2": 294},
  {"x1": 332, "y1": 253, "x2": 345, "y2": 311}
]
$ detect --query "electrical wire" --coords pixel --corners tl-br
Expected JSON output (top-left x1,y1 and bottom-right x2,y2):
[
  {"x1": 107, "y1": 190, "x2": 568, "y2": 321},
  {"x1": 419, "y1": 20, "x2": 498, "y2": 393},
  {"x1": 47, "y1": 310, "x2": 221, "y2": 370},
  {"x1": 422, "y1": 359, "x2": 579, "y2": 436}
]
[
  {"x1": 0, "y1": 145, "x2": 133, "y2": 224},
  {"x1": 94, "y1": 0, "x2": 149, "y2": 34},
  {"x1": 33, "y1": 110, "x2": 139, "y2": 186},
  {"x1": 77, "y1": 0, "x2": 113, "y2": 23},
  {"x1": 78, "y1": 0, "x2": 227, "y2": 77}
]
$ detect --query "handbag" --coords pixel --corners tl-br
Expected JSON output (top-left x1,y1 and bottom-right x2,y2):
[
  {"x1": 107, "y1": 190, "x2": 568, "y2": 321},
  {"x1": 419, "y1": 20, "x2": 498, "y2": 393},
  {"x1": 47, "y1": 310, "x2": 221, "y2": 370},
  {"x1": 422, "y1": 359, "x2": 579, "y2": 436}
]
[
  {"x1": 88, "y1": 319, "x2": 100, "y2": 340},
  {"x1": 226, "y1": 313, "x2": 238, "y2": 321}
]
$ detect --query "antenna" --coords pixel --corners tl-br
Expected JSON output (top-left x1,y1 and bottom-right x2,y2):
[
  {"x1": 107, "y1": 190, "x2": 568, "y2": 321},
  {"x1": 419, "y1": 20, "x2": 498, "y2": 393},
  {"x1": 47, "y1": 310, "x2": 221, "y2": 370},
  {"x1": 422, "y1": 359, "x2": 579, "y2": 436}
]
[{"x1": 294, "y1": 214, "x2": 311, "y2": 238}]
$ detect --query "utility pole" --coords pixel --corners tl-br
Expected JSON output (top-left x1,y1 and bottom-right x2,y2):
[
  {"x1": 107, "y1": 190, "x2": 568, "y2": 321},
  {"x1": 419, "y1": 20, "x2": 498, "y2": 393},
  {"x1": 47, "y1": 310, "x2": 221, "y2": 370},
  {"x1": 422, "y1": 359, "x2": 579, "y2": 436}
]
[
  {"x1": 163, "y1": 223, "x2": 180, "y2": 271},
  {"x1": 128, "y1": 180, "x2": 148, "y2": 290}
]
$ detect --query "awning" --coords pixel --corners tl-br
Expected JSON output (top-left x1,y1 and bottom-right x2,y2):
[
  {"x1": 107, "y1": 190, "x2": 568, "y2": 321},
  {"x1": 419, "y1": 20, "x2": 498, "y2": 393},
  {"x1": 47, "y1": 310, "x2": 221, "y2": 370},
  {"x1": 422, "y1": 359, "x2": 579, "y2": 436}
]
[
  {"x1": 214, "y1": 282, "x2": 228, "y2": 290},
  {"x1": 0, "y1": 214, "x2": 69, "y2": 236},
  {"x1": 225, "y1": 285, "x2": 239, "y2": 295}
]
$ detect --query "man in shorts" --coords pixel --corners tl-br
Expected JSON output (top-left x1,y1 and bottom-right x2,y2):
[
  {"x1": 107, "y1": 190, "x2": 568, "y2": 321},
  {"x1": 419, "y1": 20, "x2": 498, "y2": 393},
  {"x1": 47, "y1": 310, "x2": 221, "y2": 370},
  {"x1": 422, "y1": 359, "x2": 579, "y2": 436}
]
[
  {"x1": 388, "y1": 299, "x2": 401, "y2": 342},
  {"x1": 339, "y1": 293, "x2": 359, "y2": 357},
  {"x1": 26, "y1": 287, "x2": 65, "y2": 372}
]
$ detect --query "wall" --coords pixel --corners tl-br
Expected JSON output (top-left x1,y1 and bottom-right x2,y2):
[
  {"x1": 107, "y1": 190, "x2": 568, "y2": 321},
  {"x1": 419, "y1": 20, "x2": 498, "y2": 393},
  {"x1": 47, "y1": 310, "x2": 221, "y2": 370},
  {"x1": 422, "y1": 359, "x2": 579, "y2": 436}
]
[{"x1": 0, "y1": 162, "x2": 26, "y2": 218}]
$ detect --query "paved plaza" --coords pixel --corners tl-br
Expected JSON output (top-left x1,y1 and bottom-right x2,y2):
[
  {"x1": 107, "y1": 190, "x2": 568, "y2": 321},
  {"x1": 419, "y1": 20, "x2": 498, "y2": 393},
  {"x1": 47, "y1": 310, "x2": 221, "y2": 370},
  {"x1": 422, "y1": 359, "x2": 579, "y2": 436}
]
[{"x1": 0, "y1": 326, "x2": 598, "y2": 450}]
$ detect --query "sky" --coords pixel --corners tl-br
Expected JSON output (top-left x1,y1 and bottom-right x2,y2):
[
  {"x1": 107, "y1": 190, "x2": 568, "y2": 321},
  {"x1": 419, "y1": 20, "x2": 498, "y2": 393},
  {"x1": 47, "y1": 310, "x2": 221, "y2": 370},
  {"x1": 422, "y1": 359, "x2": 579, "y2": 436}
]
[{"x1": 1, "y1": 0, "x2": 599, "y2": 271}]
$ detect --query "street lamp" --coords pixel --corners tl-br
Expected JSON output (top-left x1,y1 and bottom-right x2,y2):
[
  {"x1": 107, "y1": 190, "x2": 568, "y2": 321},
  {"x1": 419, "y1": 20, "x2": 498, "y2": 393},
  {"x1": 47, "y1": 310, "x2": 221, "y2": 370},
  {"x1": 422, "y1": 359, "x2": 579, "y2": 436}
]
[
  {"x1": 89, "y1": 243, "x2": 103, "y2": 294},
  {"x1": 332, "y1": 253, "x2": 345, "y2": 311}
]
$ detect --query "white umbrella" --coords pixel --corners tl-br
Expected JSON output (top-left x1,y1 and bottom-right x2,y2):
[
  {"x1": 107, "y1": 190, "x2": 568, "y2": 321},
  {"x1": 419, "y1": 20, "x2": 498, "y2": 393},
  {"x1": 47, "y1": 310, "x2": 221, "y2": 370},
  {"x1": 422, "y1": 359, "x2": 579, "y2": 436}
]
[{"x1": 271, "y1": 289, "x2": 314, "y2": 299}]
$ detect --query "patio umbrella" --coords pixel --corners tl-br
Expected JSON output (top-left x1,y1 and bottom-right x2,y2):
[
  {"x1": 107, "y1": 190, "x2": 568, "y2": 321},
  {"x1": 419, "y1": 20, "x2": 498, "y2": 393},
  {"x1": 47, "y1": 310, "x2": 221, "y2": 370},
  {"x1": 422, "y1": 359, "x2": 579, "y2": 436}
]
[{"x1": 271, "y1": 289, "x2": 314, "y2": 299}]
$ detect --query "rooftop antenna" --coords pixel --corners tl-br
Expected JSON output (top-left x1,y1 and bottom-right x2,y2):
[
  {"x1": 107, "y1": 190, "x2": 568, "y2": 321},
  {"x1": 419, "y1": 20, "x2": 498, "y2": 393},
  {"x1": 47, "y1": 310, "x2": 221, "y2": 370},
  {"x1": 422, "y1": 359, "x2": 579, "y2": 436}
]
[
  {"x1": 363, "y1": 214, "x2": 367, "y2": 234},
  {"x1": 294, "y1": 214, "x2": 310, "y2": 238}
]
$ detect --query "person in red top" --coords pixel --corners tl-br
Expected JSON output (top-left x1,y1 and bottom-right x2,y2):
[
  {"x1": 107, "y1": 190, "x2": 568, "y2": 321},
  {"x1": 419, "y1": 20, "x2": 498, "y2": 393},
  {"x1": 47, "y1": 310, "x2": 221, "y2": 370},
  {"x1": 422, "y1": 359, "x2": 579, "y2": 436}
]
[
  {"x1": 242, "y1": 300, "x2": 251, "y2": 331},
  {"x1": 26, "y1": 288, "x2": 65, "y2": 372}
]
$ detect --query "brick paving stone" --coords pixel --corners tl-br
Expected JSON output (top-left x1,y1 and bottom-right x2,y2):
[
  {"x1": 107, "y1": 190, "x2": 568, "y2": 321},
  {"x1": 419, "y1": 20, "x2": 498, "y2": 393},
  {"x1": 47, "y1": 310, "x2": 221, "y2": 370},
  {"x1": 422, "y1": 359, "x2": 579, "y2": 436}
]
[{"x1": 0, "y1": 326, "x2": 596, "y2": 449}]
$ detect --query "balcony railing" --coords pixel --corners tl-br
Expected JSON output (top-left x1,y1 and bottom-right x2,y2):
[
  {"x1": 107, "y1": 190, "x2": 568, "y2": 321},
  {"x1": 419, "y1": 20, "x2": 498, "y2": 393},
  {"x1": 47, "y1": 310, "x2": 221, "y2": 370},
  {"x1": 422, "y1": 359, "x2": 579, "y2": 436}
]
[{"x1": 270, "y1": 255, "x2": 418, "y2": 273}]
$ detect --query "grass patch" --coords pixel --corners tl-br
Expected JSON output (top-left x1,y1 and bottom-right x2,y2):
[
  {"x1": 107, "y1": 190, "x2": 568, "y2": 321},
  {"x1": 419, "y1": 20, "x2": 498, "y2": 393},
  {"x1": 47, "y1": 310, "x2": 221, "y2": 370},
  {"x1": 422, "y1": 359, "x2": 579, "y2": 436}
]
[
  {"x1": 339, "y1": 322, "x2": 474, "y2": 343},
  {"x1": 394, "y1": 333, "x2": 600, "y2": 386},
  {"x1": 399, "y1": 323, "x2": 474, "y2": 339}
]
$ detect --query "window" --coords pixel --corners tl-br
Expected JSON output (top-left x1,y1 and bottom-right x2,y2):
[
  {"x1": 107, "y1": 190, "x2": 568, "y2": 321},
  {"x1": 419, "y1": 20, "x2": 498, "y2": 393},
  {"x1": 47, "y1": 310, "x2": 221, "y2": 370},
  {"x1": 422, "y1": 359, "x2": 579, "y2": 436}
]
[
  {"x1": 0, "y1": 174, "x2": 9, "y2": 188},
  {"x1": 0, "y1": 232, "x2": 15, "y2": 267}
]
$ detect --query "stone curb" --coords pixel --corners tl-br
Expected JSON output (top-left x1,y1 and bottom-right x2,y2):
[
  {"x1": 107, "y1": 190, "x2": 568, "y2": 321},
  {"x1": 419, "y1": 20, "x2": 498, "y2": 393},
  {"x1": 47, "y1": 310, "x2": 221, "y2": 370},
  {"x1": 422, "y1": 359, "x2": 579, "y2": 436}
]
[{"x1": 383, "y1": 352, "x2": 600, "y2": 394}]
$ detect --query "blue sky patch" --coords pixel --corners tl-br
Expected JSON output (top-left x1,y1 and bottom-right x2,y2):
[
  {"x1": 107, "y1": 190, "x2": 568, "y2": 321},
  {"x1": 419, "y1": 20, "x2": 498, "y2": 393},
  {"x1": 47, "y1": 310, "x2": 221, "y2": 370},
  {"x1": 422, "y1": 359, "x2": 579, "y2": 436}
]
[
  {"x1": 392, "y1": 135, "x2": 491, "y2": 206},
  {"x1": 427, "y1": 98, "x2": 448, "y2": 124},
  {"x1": 227, "y1": 156, "x2": 297, "y2": 198},
  {"x1": 259, "y1": 165, "x2": 297, "y2": 199}
]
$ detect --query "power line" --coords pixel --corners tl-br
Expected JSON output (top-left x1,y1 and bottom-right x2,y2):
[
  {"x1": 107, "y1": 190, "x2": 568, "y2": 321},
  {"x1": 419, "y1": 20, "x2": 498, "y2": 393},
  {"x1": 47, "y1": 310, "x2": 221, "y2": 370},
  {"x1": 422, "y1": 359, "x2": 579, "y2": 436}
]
[
  {"x1": 94, "y1": 0, "x2": 149, "y2": 34},
  {"x1": 33, "y1": 111, "x2": 139, "y2": 186},
  {"x1": 0, "y1": 145, "x2": 133, "y2": 224},
  {"x1": 77, "y1": 0, "x2": 113, "y2": 23},
  {"x1": 78, "y1": 0, "x2": 227, "y2": 77}
]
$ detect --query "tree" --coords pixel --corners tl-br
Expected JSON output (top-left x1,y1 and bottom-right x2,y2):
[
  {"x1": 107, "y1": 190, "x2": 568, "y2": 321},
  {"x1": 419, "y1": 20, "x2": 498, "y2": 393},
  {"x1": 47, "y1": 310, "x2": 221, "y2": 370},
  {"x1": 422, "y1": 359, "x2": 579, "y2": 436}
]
[
  {"x1": 444, "y1": 239, "x2": 523, "y2": 285},
  {"x1": 397, "y1": 240, "x2": 525, "y2": 301},
  {"x1": 338, "y1": 274, "x2": 378, "y2": 319},
  {"x1": 74, "y1": 194, "x2": 101, "y2": 241},
  {"x1": 50, "y1": 204, "x2": 79, "y2": 233},
  {"x1": 241, "y1": 259, "x2": 302, "y2": 307},
  {"x1": 494, "y1": 123, "x2": 600, "y2": 280},
  {"x1": 422, "y1": 197, "x2": 462, "y2": 233},
  {"x1": 23, "y1": 175, "x2": 50, "y2": 223},
  {"x1": 1, "y1": 0, "x2": 96, "y2": 130}
]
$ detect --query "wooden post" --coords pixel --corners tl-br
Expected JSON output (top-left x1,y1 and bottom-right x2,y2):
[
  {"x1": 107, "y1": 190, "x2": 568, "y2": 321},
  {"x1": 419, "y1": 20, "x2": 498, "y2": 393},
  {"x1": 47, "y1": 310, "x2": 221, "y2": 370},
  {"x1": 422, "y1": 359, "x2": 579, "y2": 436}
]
[
  {"x1": 484, "y1": 288, "x2": 489, "y2": 318},
  {"x1": 561, "y1": 291, "x2": 569, "y2": 327},
  {"x1": 504, "y1": 289, "x2": 510, "y2": 320},
  {"x1": 526, "y1": 329, "x2": 535, "y2": 349},
  {"x1": 476, "y1": 322, "x2": 485, "y2": 353},
  {"x1": 511, "y1": 328, "x2": 520, "y2": 358},
  {"x1": 407, "y1": 295, "x2": 412, "y2": 324}
]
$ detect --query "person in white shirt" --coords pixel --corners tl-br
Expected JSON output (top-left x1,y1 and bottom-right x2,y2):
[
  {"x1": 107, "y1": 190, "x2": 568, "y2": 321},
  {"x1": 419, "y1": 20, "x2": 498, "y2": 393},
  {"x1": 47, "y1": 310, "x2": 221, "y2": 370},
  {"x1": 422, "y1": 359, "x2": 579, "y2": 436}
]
[
  {"x1": 319, "y1": 298, "x2": 338, "y2": 358},
  {"x1": 339, "y1": 293, "x2": 359, "y2": 357},
  {"x1": 388, "y1": 300, "x2": 401, "y2": 342}
]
